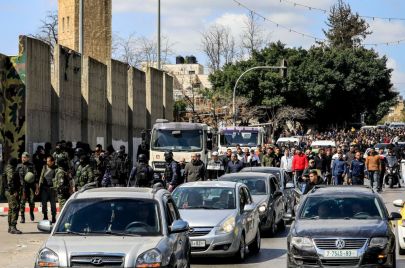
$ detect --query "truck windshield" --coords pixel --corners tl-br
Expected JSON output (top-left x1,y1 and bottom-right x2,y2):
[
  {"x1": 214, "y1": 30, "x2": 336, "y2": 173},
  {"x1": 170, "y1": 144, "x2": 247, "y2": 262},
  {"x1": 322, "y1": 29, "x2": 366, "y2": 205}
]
[
  {"x1": 151, "y1": 129, "x2": 203, "y2": 151},
  {"x1": 219, "y1": 131, "x2": 259, "y2": 147}
]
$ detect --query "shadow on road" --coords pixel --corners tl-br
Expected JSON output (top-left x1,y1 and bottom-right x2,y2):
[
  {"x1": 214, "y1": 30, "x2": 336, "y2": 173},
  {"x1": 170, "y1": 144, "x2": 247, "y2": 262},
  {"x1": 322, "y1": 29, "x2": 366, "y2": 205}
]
[{"x1": 191, "y1": 248, "x2": 287, "y2": 265}]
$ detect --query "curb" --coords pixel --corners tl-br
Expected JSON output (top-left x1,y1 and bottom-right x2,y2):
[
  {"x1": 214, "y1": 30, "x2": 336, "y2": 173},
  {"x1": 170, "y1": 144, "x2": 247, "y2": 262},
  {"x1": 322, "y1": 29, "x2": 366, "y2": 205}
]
[{"x1": 0, "y1": 207, "x2": 61, "y2": 213}]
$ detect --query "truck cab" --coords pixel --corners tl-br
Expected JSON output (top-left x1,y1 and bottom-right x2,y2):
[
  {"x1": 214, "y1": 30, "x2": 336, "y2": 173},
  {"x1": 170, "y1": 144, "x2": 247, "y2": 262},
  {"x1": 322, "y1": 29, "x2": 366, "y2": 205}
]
[
  {"x1": 217, "y1": 126, "x2": 265, "y2": 155},
  {"x1": 149, "y1": 120, "x2": 213, "y2": 172}
]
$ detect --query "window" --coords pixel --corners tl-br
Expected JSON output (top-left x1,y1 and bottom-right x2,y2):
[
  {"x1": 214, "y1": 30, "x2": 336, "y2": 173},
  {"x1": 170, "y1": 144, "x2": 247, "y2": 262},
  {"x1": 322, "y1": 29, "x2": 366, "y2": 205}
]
[
  {"x1": 173, "y1": 187, "x2": 236, "y2": 210},
  {"x1": 67, "y1": 16, "x2": 70, "y2": 31},
  {"x1": 62, "y1": 17, "x2": 65, "y2": 33},
  {"x1": 242, "y1": 187, "x2": 253, "y2": 204},
  {"x1": 220, "y1": 177, "x2": 268, "y2": 195},
  {"x1": 269, "y1": 178, "x2": 277, "y2": 195},
  {"x1": 188, "y1": 70, "x2": 195, "y2": 75},
  {"x1": 166, "y1": 199, "x2": 179, "y2": 226}
]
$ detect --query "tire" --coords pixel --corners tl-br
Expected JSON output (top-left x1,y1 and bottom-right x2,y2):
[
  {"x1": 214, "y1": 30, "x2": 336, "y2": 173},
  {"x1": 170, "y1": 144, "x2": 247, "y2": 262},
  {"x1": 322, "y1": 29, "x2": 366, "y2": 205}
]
[
  {"x1": 389, "y1": 177, "x2": 394, "y2": 188},
  {"x1": 235, "y1": 233, "x2": 246, "y2": 262},
  {"x1": 248, "y1": 229, "x2": 261, "y2": 254}
]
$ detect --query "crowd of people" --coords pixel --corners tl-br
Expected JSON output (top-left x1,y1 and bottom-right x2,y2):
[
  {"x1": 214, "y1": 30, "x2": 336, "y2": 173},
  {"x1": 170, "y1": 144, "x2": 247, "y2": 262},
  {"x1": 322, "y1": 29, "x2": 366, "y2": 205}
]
[{"x1": 2, "y1": 126, "x2": 405, "y2": 234}]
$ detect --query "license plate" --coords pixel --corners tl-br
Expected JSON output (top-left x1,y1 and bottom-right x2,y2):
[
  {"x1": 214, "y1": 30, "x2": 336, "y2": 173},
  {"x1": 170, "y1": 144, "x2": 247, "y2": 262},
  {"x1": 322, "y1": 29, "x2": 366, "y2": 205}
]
[
  {"x1": 191, "y1": 240, "x2": 206, "y2": 248},
  {"x1": 324, "y1": 250, "x2": 358, "y2": 258}
]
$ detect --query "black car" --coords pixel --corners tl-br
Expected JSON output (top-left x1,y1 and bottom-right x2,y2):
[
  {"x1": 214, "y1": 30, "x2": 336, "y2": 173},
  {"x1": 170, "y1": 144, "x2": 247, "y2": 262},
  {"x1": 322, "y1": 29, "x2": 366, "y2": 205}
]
[
  {"x1": 219, "y1": 172, "x2": 285, "y2": 236},
  {"x1": 287, "y1": 186, "x2": 402, "y2": 268},
  {"x1": 241, "y1": 167, "x2": 297, "y2": 219}
]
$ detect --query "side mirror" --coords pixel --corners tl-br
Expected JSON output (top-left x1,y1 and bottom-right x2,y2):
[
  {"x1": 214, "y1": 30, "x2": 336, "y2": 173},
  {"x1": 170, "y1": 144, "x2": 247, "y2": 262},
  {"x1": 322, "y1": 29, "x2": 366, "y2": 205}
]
[
  {"x1": 389, "y1": 212, "x2": 402, "y2": 221},
  {"x1": 243, "y1": 203, "x2": 255, "y2": 213},
  {"x1": 37, "y1": 220, "x2": 53, "y2": 233},
  {"x1": 393, "y1": 199, "x2": 404, "y2": 208},
  {"x1": 285, "y1": 182, "x2": 295, "y2": 189},
  {"x1": 170, "y1": 220, "x2": 189, "y2": 234}
]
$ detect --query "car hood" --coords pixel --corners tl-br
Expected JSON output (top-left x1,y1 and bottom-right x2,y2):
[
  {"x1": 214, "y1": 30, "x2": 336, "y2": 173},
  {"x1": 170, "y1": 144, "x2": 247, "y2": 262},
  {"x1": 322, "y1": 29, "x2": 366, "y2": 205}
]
[
  {"x1": 292, "y1": 219, "x2": 388, "y2": 238},
  {"x1": 45, "y1": 236, "x2": 162, "y2": 267},
  {"x1": 252, "y1": 195, "x2": 267, "y2": 205},
  {"x1": 179, "y1": 209, "x2": 236, "y2": 227}
]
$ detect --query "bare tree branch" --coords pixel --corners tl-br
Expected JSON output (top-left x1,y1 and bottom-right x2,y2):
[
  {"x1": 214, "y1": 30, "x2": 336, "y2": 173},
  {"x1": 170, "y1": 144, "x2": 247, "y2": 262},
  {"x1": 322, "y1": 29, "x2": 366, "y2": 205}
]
[{"x1": 31, "y1": 11, "x2": 58, "y2": 60}]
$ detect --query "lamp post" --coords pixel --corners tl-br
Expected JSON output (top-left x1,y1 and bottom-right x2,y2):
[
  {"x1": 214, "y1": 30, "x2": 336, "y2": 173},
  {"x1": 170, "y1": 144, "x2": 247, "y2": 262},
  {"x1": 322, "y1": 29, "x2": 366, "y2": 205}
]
[
  {"x1": 232, "y1": 64, "x2": 287, "y2": 126},
  {"x1": 157, "y1": 0, "x2": 161, "y2": 69}
]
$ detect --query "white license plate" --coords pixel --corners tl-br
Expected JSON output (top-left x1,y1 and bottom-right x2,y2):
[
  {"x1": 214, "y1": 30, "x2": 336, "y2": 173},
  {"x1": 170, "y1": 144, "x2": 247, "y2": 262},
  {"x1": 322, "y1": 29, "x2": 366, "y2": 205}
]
[
  {"x1": 191, "y1": 240, "x2": 206, "y2": 248},
  {"x1": 324, "y1": 250, "x2": 358, "y2": 258}
]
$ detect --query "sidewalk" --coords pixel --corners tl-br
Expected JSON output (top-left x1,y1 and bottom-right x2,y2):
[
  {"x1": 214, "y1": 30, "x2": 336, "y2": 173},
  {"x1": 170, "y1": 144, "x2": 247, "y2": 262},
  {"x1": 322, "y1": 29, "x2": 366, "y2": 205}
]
[{"x1": 0, "y1": 202, "x2": 60, "y2": 213}]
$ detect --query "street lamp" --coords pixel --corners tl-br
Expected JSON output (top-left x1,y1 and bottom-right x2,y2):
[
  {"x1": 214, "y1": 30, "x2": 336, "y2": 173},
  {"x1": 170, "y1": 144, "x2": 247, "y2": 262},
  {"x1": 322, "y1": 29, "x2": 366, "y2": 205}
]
[
  {"x1": 157, "y1": 0, "x2": 161, "y2": 69},
  {"x1": 232, "y1": 63, "x2": 287, "y2": 126}
]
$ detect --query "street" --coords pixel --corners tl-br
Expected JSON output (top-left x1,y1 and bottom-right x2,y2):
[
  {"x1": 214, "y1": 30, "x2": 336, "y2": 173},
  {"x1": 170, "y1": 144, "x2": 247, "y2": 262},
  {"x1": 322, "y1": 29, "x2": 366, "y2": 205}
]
[{"x1": 1, "y1": 186, "x2": 404, "y2": 268}]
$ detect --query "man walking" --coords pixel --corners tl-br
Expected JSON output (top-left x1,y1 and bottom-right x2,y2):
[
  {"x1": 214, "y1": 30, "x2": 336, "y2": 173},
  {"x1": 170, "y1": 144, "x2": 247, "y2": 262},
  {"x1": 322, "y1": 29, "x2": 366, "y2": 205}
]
[
  {"x1": 54, "y1": 159, "x2": 72, "y2": 210},
  {"x1": 366, "y1": 148, "x2": 381, "y2": 192},
  {"x1": 128, "y1": 154, "x2": 154, "y2": 187},
  {"x1": 17, "y1": 152, "x2": 37, "y2": 223},
  {"x1": 4, "y1": 157, "x2": 22, "y2": 234},
  {"x1": 38, "y1": 156, "x2": 58, "y2": 223},
  {"x1": 184, "y1": 153, "x2": 205, "y2": 182},
  {"x1": 163, "y1": 151, "x2": 182, "y2": 192},
  {"x1": 350, "y1": 152, "x2": 365, "y2": 185},
  {"x1": 75, "y1": 155, "x2": 95, "y2": 190}
]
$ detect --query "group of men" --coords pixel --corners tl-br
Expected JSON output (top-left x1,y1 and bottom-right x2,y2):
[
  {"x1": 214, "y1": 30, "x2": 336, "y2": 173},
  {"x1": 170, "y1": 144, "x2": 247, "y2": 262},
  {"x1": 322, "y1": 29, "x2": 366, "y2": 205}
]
[{"x1": 1, "y1": 141, "x2": 130, "y2": 234}]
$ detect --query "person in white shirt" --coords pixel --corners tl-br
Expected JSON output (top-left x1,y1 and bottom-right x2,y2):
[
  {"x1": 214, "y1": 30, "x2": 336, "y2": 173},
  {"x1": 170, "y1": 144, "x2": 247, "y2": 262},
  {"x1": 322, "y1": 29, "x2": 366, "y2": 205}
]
[{"x1": 280, "y1": 148, "x2": 293, "y2": 177}]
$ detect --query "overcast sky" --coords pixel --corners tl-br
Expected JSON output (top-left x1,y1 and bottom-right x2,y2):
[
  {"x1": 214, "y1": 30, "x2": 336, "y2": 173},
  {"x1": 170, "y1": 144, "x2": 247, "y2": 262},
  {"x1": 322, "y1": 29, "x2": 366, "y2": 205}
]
[{"x1": 1, "y1": 0, "x2": 405, "y2": 95}]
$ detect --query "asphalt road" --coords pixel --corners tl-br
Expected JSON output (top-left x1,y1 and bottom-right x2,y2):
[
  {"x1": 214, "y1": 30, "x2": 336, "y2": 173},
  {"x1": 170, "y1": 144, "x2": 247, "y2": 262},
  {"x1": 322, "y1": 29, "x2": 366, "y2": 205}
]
[{"x1": 0, "y1": 186, "x2": 404, "y2": 268}]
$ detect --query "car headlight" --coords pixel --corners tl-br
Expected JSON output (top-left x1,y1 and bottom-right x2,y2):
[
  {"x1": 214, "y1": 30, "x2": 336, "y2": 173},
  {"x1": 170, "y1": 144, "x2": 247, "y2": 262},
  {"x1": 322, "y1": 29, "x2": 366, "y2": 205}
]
[
  {"x1": 291, "y1": 237, "x2": 314, "y2": 250},
  {"x1": 369, "y1": 237, "x2": 388, "y2": 249},
  {"x1": 136, "y1": 249, "x2": 162, "y2": 268},
  {"x1": 36, "y1": 248, "x2": 59, "y2": 267},
  {"x1": 259, "y1": 203, "x2": 267, "y2": 214},
  {"x1": 218, "y1": 216, "x2": 236, "y2": 234}
]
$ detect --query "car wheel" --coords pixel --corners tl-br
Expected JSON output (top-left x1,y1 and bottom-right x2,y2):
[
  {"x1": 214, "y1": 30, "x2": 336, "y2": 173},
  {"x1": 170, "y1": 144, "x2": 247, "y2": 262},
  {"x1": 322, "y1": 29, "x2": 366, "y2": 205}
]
[
  {"x1": 236, "y1": 233, "x2": 246, "y2": 262},
  {"x1": 248, "y1": 228, "x2": 261, "y2": 254}
]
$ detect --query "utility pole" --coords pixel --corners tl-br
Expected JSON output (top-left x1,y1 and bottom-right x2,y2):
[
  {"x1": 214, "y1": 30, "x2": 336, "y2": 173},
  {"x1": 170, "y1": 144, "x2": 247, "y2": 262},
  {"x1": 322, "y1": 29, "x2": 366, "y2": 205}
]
[
  {"x1": 79, "y1": 0, "x2": 83, "y2": 54},
  {"x1": 157, "y1": 0, "x2": 161, "y2": 69}
]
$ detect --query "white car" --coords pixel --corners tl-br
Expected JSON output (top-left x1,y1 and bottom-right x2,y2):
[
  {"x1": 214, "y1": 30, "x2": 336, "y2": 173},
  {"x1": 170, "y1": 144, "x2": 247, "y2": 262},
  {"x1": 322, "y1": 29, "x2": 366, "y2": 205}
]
[{"x1": 393, "y1": 199, "x2": 405, "y2": 254}]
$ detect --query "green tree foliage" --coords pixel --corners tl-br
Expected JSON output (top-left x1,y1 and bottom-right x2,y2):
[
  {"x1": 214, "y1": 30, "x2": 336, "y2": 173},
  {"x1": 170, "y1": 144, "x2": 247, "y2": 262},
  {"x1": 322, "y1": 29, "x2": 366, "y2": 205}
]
[
  {"x1": 209, "y1": 43, "x2": 397, "y2": 127},
  {"x1": 323, "y1": 0, "x2": 372, "y2": 49}
]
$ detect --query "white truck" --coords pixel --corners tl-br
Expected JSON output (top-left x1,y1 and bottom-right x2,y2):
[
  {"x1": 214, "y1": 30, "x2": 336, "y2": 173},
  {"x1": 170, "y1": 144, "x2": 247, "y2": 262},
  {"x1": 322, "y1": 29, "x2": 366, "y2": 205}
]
[
  {"x1": 217, "y1": 126, "x2": 265, "y2": 155},
  {"x1": 149, "y1": 120, "x2": 213, "y2": 172}
]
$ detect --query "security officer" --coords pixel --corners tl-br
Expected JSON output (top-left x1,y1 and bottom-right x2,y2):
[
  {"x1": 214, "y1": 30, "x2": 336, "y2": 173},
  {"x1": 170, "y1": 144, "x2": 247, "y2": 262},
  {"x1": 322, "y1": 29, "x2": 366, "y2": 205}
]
[
  {"x1": 128, "y1": 154, "x2": 154, "y2": 187},
  {"x1": 53, "y1": 142, "x2": 70, "y2": 166},
  {"x1": 54, "y1": 158, "x2": 71, "y2": 210},
  {"x1": 163, "y1": 151, "x2": 182, "y2": 192},
  {"x1": 206, "y1": 151, "x2": 225, "y2": 180},
  {"x1": 75, "y1": 155, "x2": 95, "y2": 190},
  {"x1": 114, "y1": 145, "x2": 130, "y2": 186},
  {"x1": 38, "y1": 156, "x2": 57, "y2": 222},
  {"x1": 90, "y1": 144, "x2": 106, "y2": 185},
  {"x1": 17, "y1": 152, "x2": 37, "y2": 223},
  {"x1": 4, "y1": 157, "x2": 22, "y2": 234}
]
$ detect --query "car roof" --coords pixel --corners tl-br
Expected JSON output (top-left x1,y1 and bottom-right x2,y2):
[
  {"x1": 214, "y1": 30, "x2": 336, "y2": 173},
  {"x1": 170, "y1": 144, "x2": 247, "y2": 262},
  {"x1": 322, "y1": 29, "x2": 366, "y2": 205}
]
[
  {"x1": 311, "y1": 140, "x2": 336, "y2": 146},
  {"x1": 178, "y1": 181, "x2": 240, "y2": 188},
  {"x1": 241, "y1": 167, "x2": 282, "y2": 172},
  {"x1": 72, "y1": 187, "x2": 168, "y2": 200},
  {"x1": 220, "y1": 172, "x2": 272, "y2": 179},
  {"x1": 307, "y1": 186, "x2": 375, "y2": 197}
]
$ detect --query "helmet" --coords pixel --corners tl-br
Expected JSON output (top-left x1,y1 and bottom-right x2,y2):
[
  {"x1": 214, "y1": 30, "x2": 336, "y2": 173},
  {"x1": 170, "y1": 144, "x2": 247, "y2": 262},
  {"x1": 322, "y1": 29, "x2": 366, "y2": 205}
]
[
  {"x1": 75, "y1": 148, "x2": 84, "y2": 156},
  {"x1": 138, "y1": 154, "x2": 147, "y2": 163},
  {"x1": 24, "y1": 172, "x2": 35, "y2": 184}
]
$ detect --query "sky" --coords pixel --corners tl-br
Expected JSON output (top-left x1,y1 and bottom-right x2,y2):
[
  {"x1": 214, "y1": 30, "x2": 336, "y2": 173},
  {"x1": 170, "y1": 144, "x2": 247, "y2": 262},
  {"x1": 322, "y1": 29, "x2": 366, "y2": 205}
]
[{"x1": 1, "y1": 0, "x2": 405, "y2": 95}]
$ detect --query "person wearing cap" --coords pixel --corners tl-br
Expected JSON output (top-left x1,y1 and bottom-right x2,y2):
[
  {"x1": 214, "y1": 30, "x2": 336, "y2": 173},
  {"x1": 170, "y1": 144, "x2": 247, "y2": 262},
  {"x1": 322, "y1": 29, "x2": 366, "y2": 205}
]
[
  {"x1": 184, "y1": 153, "x2": 205, "y2": 182},
  {"x1": 206, "y1": 152, "x2": 225, "y2": 180},
  {"x1": 16, "y1": 152, "x2": 38, "y2": 223}
]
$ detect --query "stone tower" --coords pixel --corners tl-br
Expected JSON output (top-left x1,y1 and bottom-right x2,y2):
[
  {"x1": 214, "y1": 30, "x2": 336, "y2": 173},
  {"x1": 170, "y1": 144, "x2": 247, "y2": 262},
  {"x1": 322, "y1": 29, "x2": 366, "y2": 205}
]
[{"x1": 58, "y1": 0, "x2": 112, "y2": 63}]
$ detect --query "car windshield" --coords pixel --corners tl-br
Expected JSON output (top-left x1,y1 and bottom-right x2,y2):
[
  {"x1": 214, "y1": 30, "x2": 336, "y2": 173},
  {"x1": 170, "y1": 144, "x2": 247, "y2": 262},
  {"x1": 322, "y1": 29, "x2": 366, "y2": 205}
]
[
  {"x1": 219, "y1": 131, "x2": 258, "y2": 147},
  {"x1": 220, "y1": 177, "x2": 267, "y2": 195},
  {"x1": 151, "y1": 129, "x2": 203, "y2": 151},
  {"x1": 54, "y1": 198, "x2": 161, "y2": 236},
  {"x1": 300, "y1": 196, "x2": 384, "y2": 220},
  {"x1": 173, "y1": 187, "x2": 236, "y2": 210}
]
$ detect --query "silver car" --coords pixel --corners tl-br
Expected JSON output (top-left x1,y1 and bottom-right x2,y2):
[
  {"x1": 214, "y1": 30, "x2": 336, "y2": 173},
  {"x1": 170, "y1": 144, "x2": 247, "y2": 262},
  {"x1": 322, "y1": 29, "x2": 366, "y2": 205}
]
[
  {"x1": 172, "y1": 181, "x2": 261, "y2": 261},
  {"x1": 35, "y1": 186, "x2": 190, "y2": 268}
]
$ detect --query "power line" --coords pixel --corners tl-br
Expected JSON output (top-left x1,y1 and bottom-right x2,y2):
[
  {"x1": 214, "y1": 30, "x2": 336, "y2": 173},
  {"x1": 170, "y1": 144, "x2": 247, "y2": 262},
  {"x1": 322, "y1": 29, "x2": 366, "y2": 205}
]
[
  {"x1": 278, "y1": 0, "x2": 405, "y2": 21},
  {"x1": 363, "y1": 38, "x2": 405, "y2": 46}
]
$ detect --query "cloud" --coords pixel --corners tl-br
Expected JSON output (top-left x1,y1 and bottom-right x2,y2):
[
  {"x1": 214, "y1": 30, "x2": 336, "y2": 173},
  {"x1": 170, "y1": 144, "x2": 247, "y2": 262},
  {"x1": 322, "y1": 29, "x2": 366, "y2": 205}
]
[
  {"x1": 387, "y1": 58, "x2": 405, "y2": 96},
  {"x1": 365, "y1": 20, "x2": 405, "y2": 44}
]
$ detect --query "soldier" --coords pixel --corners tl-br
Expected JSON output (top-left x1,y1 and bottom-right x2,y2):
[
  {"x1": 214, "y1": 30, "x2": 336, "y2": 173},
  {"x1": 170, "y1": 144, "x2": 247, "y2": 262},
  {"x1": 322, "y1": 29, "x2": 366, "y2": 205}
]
[
  {"x1": 163, "y1": 151, "x2": 182, "y2": 192},
  {"x1": 54, "y1": 158, "x2": 71, "y2": 210},
  {"x1": 4, "y1": 157, "x2": 22, "y2": 234},
  {"x1": 53, "y1": 142, "x2": 69, "y2": 167},
  {"x1": 38, "y1": 156, "x2": 57, "y2": 223},
  {"x1": 128, "y1": 154, "x2": 154, "y2": 187},
  {"x1": 111, "y1": 145, "x2": 130, "y2": 186},
  {"x1": 75, "y1": 155, "x2": 94, "y2": 190},
  {"x1": 17, "y1": 152, "x2": 37, "y2": 223},
  {"x1": 90, "y1": 144, "x2": 106, "y2": 185}
]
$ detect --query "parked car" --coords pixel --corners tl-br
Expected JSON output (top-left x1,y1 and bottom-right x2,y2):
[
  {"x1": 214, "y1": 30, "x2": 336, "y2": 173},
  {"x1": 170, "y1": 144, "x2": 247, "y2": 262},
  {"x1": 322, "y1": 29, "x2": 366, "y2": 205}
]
[
  {"x1": 172, "y1": 181, "x2": 261, "y2": 261},
  {"x1": 35, "y1": 186, "x2": 190, "y2": 268},
  {"x1": 393, "y1": 199, "x2": 405, "y2": 255},
  {"x1": 241, "y1": 166, "x2": 298, "y2": 220},
  {"x1": 219, "y1": 172, "x2": 285, "y2": 235},
  {"x1": 310, "y1": 140, "x2": 336, "y2": 154},
  {"x1": 287, "y1": 186, "x2": 401, "y2": 268}
]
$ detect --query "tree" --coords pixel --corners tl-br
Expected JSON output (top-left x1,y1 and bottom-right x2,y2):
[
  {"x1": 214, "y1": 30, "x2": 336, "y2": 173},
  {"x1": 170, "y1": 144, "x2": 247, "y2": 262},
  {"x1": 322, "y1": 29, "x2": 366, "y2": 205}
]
[
  {"x1": 241, "y1": 11, "x2": 267, "y2": 57},
  {"x1": 32, "y1": 11, "x2": 58, "y2": 59},
  {"x1": 201, "y1": 24, "x2": 237, "y2": 71},
  {"x1": 323, "y1": 0, "x2": 372, "y2": 49}
]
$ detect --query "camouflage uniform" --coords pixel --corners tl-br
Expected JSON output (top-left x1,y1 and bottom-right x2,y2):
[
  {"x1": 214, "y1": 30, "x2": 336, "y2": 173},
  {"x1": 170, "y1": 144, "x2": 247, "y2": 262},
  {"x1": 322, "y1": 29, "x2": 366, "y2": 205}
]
[
  {"x1": 39, "y1": 164, "x2": 57, "y2": 221},
  {"x1": 90, "y1": 152, "x2": 106, "y2": 185},
  {"x1": 75, "y1": 164, "x2": 95, "y2": 190},
  {"x1": 53, "y1": 151, "x2": 70, "y2": 168},
  {"x1": 16, "y1": 162, "x2": 36, "y2": 222},
  {"x1": 110, "y1": 152, "x2": 130, "y2": 186},
  {"x1": 4, "y1": 163, "x2": 22, "y2": 232},
  {"x1": 54, "y1": 167, "x2": 71, "y2": 210}
]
